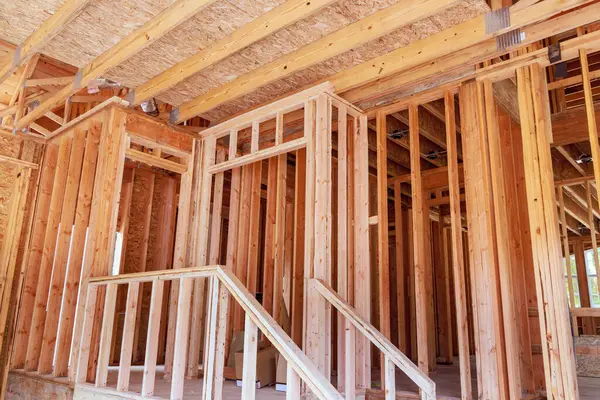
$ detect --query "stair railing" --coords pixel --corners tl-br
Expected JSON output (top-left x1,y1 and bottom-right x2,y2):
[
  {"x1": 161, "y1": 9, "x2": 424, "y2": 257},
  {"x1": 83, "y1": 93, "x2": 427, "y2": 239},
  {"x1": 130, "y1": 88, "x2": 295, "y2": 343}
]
[
  {"x1": 74, "y1": 265, "x2": 343, "y2": 400},
  {"x1": 312, "y1": 279, "x2": 436, "y2": 400}
]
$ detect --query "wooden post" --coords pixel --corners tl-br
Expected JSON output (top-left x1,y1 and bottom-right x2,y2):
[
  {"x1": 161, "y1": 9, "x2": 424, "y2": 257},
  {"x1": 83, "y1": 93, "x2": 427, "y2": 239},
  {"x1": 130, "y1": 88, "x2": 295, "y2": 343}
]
[
  {"x1": 460, "y1": 81, "x2": 506, "y2": 399},
  {"x1": 117, "y1": 282, "x2": 140, "y2": 392},
  {"x1": 444, "y1": 91, "x2": 471, "y2": 400},
  {"x1": 354, "y1": 114, "x2": 371, "y2": 388},
  {"x1": 408, "y1": 104, "x2": 429, "y2": 375},
  {"x1": 376, "y1": 111, "x2": 392, "y2": 381},
  {"x1": 516, "y1": 63, "x2": 579, "y2": 400},
  {"x1": 481, "y1": 79, "x2": 521, "y2": 399},
  {"x1": 241, "y1": 315, "x2": 258, "y2": 400},
  {"x1": 337, "y1": 104, "x2": 348, "y2": 392},
  {"x1": 95, "y1": 284, "x2": 118, "y2": 387},
  {"x1": 141, "y1": 280, "x2": 165, "y2": 396},
  {"x1": 170, "y1": 278, "x2": 193, "y2": 400}
]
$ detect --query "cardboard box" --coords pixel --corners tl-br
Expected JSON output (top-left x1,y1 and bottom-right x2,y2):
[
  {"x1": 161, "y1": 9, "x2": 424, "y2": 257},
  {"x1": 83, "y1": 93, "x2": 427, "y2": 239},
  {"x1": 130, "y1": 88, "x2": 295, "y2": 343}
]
[
  {"x1": 275, "y1": 354, "x2": 287, "y2": 392},
  {"x1": 234, "y1": 346, "x2": 277, "y2": 388}
]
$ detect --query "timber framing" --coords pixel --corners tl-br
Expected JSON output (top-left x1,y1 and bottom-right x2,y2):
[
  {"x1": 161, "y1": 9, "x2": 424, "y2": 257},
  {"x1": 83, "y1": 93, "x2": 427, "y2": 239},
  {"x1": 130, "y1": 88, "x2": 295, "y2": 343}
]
[{"x1": 2, "y1": 1, "x2": 600, "y2": 400}]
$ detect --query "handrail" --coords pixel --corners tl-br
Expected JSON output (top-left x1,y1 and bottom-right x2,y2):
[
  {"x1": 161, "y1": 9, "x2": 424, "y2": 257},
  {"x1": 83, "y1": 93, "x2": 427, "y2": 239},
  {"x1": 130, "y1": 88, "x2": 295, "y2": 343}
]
[
  {"x1": 312, "y1": 279, "x2": 436, "y2": 400},
  {"x1": 76, "y1": 266, "x2": 343, "y2": 400}
]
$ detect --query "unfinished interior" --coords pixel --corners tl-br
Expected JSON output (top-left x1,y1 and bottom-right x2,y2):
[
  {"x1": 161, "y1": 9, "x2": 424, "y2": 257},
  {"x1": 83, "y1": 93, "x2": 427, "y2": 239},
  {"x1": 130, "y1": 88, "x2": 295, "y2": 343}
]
[{"x1": 2, "y1": 0, "x2": 600, "y2": 399}]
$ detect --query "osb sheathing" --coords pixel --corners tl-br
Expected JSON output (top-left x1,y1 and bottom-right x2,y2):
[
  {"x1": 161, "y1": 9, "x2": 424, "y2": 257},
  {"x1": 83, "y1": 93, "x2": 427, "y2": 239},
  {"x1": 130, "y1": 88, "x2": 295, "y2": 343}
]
[
  {"x1": 122, "y1": 169, "x2": 155, "y2": 274},
  {"x1": 0, "y1": 0, "x2": 488, "y2": 121},
  {"x1": 0, "y1": 135, "x2": 40, "y2": 255}
]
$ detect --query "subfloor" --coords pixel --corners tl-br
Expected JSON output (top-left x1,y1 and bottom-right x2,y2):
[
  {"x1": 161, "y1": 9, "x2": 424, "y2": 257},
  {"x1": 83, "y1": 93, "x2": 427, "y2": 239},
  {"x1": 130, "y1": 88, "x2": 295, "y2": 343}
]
[
  {"x1": 101, "y1": 365, "x2": 600, "y2": 399},
  {"x1": 8, "y1": 367, "x2": 600, "y2": 399}
]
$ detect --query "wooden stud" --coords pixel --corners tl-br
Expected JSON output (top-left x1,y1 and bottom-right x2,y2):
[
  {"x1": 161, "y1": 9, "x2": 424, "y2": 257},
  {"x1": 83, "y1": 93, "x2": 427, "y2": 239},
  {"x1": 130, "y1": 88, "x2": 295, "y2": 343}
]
[
  {"x1": 444, "y1": 90, "x2": 471, "y2": 400},
  {"x1": 116, "y1": 282, "x2": 140, "y2": 391},
  {"x1": 95, "y1": 284, "x2": 118, "y2": 387},
  {"x1": 24, "y1": 134, "x2": 73, "y2": 371},
  {"x1": 12, "y1": 143, "x2": 60, "y2": 368},
  {"x1": 37, "y1": 128, "x2": 87, "y2": 374},
  {"x1": 242, "y1": 315, "x2": 259, "y2": 400},
  {"x1": 408, "y1": 104, "x2": 429, "y2": 375},
  {"x1": 376, "y1": 111, "x2": 392, "y2": 373},
  {"x1": 141, "y1": 280, "x2": 165, "y2": 396}
]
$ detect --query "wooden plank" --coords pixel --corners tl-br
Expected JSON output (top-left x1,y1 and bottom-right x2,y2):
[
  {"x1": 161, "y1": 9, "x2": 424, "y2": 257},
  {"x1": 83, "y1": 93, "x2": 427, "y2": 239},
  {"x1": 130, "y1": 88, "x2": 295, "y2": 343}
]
[
  {"x1": 0, "y1": 163, "x2": 34, "y2": 396},
  {"x1": 384, "y1": 356, "x2": 395, "y2": 400},
  {"x1": 171, "y1": 0, "x2": 462, "y2": 122},
  {"x1": 310, "y1": 93, "x2": 332, "y2": 376},
  {"x1": 393, "y1": 182, "x2": 406, "y2": 353},
  {"x1": 336, "y1": 104, "x2": 348, "y2": 392},
  {"x1": 263, "y1": 158, "x2": 278, "y2": 316},
  {"x1": 37, "y1": 128, "x2": 87, "y2": 374},
  {"x1": 216, "y1": 267, "x2": 343, "y2": 400},
  {"x1": 70, "y1": 108, "x2": 128, "y2": 382},
  {"x1": 24, "y1": 134, "x2": 73, "y2": 371},
  {"x1": 338, "y1": 0, "x2": 594, "y2": 104},
  {"x1": 209, "y1": 137, "x2": 306, "y2": 174},
  {"x1": 185, "y1": 137, "x2": 213, "y2": 376},
  {"x1": 460, "y1": 82, "x2": 504, "y2": 399},
  {"x1": 291, "y1": 149, "x2": 306, "y2": 345},
  {"x1": 287, "y1": 366, "x2": 301, "y2": 400},
  {"x1": 95, "y1": 284, "x2": 118, "y2": 387},
  {"x1": 202, "y1": 277, "x2": 220, "y2": 400},
  {"x1": 141, "y1": 280, "x2": 164, "y2": 396},
  {"x1": 573, "y1": 240, "x2": 594, "y2": 334},
  {"x1": 11, "y1": 144, "x2": 59, "y2": 368},
  {"x1": 273, "y1": 153, "x2": 288, "y2": 325},
  {"x1": 246, "y1": 160, "x2": 262, "y2": 295},
  {"x1": 0, "y1": 154, "x2": 39, "y2": 169},
  {"x1": 241, "y1": 315, "x2": 259, "y2": 400},
  {"x1": 354, "y1": 115, "x2": 371, "y2": 388},
  {"x1": 408, "y1": 104, "x2": 428, "y2": 375},
  {"x1": 130, "y1": 0, "x2": 338, "y2": 105},
  {"x1": 75, "y1": 285, "x2": 99, "y2": 383},
  {"x1": 117, "y1": 282, "x2": 140, "y2": 391},
  {"x1": 170, "y1": 277, "x2": 193, "y2": 400},
  {"x1": 444, "y1": 90, "x2": 471, "y2": 400},
  {"x1": 313, "y1": 279, "x2": 435, "y2": 397},
  {"x1": 213, "y1": 283, "x2": 230, "y2": 400},
  {"x1": 376, "y1": 111, "x2": 392, "y2": 368},
  {"x1": 0, "y1": 1, "x2": 89, "y2": 84},
  {"x1": 125, "y1": 148, "x2": 187, "y2": 174},
  {"x1": 15, "y1": 0, "x2": 219, "y2": 130},
  {"x1": 481, "y1": 79, "x2": 521, "y2": 399}
]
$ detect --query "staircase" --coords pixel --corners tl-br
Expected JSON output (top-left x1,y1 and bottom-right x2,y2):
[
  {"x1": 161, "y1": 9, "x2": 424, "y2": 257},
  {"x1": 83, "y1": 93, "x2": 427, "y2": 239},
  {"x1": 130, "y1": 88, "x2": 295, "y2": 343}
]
[{"x1": 72, "y1": 266, "x2": 434, "y2": 400}]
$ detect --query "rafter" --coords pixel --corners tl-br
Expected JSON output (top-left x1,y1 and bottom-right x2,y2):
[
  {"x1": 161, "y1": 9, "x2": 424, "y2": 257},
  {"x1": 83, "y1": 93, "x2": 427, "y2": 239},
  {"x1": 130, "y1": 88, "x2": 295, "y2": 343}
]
[
  {"x1": 170, "y1": 0, "x2": 463, "y2": 122},
  {"x1": 0, "y1": 0, "x2": 92, "y2": 85},
  {"x1": 15, "y1": 0, "x2": 219, "y2": 131},
  {"x1": 129, "y1": 0, "x2": 339, "y2": 106}
]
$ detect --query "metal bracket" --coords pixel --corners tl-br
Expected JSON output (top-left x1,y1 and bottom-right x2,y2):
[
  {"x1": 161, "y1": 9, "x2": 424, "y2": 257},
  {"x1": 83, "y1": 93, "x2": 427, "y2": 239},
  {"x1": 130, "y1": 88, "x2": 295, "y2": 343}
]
[
  {"x1": 485, "y1": 7, "x2": 510, "y2": 35},
  {"x1": 73, "y1": 69, "x2": 83, "y2": 90},
  {"x1": 554, "y1": 62, "x2": 568, "y2": 79},
  {"x1": 124, "y1": 89, "x2": 135, "y2": 106},
  {"x1": 169, "y1": 108, "x2": 180, "y2": 124},
  {"x1": 548, "y1": 43, "x2": 562, "y2": 63},
  {"x1": 11, "y1": 44, "x2": 22, "y2": 68},
  {"x1": 496, "y1": 29, "x2": 523, "y2": 51}
]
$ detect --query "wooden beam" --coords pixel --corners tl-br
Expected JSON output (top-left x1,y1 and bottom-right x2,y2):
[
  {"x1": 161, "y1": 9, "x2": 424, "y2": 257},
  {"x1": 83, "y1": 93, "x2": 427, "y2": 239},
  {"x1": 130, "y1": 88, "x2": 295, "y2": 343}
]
[
  {"x1": 15, "y1": 0, "x2": 218, "y2": 130},
  {"x1": 332, "y1": 0, "x2": 591, "y2": 98},
  {"x1": 130, "y1": 0, "x2": 338, "y2": 105},
  {"x1": 0, "y1": 0, "x2": 92, "y2": 84},
  {"x1": 171, "y1": 0, "x2": 463, "y2": 122}
]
